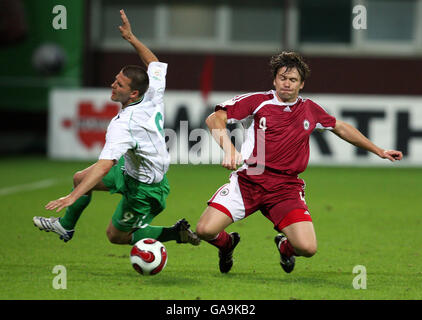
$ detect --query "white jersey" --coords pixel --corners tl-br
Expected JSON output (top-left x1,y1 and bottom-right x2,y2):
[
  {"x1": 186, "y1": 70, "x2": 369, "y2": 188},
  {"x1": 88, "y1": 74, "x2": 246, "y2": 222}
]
[{"x1": 99, "y1": 61, "x2": 170, "y2": 184}]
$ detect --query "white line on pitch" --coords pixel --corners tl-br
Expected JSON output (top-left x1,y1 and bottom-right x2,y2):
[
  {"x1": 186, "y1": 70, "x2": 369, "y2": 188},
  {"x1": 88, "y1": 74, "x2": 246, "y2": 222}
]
[{"x1": 0, "y1": 179, "x2": 58, "y2": 196}]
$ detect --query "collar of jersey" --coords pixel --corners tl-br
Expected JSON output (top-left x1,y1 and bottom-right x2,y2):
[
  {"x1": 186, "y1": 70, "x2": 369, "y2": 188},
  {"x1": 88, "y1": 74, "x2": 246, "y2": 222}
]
[
  {"x1": 271, "y1": 90, "x2": 302, "y2": 106},
  {"x1": 125, "y1": 96, "x2": 144, "y2": 108}
]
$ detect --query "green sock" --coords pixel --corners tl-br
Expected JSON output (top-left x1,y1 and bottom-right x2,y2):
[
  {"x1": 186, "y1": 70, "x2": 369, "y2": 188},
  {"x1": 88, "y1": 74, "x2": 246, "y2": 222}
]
[
  {"x1": 131, "y1": 226, "x2": 178, "y2": 245},
  {"x1": 59, "y1": 193, "x2": 92, "y2": 230}
]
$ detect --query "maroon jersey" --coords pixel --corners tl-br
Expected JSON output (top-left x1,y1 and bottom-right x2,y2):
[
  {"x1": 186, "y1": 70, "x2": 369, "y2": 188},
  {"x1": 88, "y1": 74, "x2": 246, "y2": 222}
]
[{"x1": 216, "y1": 90, "x2": 336, "y2": 188}]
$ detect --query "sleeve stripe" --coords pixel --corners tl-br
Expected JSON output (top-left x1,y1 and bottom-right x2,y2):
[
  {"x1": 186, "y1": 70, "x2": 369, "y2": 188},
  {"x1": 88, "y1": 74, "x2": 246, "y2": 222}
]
[
  {"x1": 217, "y1": 91, "x2": 269, "y2": 108},
  {"x1": 315, "y1": 122, "x2": 334, "y2": 130}
]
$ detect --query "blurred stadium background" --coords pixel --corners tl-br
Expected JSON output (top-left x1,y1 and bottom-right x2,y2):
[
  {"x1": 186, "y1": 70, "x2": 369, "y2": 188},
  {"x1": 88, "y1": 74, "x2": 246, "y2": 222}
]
[{"x1": 1, "y1": 0, "x2": 421, "y2": 163}]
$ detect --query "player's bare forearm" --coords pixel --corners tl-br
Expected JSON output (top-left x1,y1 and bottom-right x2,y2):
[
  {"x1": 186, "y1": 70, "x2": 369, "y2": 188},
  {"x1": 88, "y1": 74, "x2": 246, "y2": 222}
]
[
  {"x1": 119, "y1": 9, "x2": 158, "y2": 66},
  {"x1": 69, "y1": 160, "x2": 114, "y2": 200},
  {"x1": 127, "y1": 34, "x2": 158, "y2": 66},
  {"x1": 332, "y1": 120, "x2": 382, "y2": 155},
  {"x1": 332, "y1": 120, "x2": 403, "y2": 161},
  {"x1": 206, "y1": 110, "x2": 242, "y2": 170},
  {"x1": 45, "y1": 160, "x2": 114, "y2": 212},
  {"x1": 206, "y1": 111, "x2": 232, "y2": 152}
]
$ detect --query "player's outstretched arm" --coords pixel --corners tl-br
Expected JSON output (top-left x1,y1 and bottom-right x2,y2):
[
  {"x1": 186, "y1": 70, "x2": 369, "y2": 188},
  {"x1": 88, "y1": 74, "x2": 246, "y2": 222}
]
[
  {"x1": 332, "y1": 120, "x2": 403, "y2": 162},
  {"x1": 119, "y1": 9, "x2": 158, "y2": 66},
  {"x1": 45, "y1": 160, "x2": 115, "y2": 212}
]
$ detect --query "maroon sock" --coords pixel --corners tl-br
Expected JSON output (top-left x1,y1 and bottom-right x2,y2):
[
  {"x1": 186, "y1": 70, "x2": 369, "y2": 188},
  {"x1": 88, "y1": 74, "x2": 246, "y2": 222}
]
[
  {"x1": 279, "y1": 238, "x2": 296, "y2": 257},
  {"x1": 207, "y1": 231, "x2": 232, "y2": 251}
]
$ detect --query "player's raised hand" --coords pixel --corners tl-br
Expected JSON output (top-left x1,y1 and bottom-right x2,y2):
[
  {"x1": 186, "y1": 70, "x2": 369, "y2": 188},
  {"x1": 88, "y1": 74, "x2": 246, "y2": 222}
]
[
  {"x1": 380, "y1": 149, "x2": 403, "y2": 162},
  {"x1": 45, "y1": 194, "x2": 76, "y2": 212},
  {"x1": 119, "y1": 9, "x2": 133, "y2": 41}
]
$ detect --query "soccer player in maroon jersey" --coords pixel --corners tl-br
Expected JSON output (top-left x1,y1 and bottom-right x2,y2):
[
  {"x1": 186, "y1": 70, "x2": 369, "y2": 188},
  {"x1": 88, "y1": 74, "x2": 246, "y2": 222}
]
[{"x1": 195, "y1": 52, "x2": 403, "y2": 274}]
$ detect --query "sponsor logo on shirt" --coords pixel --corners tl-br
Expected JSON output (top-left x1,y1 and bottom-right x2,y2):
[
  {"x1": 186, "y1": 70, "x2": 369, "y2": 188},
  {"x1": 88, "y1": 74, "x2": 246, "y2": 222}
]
[
  {"x1": 303, "y1": 119, "x2": 310, "y2": 130},
  {"x1": 151, "y1": 69, "x2": 162, "y2": 81}
]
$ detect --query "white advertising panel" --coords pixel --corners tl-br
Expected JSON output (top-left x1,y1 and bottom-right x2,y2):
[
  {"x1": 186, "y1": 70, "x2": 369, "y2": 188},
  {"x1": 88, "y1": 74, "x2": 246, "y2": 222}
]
[{"x1": 49, "y1": 89, "x2": 422, "y2": 166}]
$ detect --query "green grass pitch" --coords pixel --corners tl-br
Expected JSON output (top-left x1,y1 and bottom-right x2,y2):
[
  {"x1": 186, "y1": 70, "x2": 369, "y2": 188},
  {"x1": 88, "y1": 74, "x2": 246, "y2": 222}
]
[{"x1": 0, "y1": 157, "x2": 421, "y2": 300}]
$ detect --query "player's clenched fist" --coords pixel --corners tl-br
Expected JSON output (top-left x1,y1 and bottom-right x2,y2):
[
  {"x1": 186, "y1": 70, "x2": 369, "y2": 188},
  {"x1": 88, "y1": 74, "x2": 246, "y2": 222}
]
[
  {"x1": 222, "y1": 150, "x2": 243, "y2": 171},
  {"x1": 381, "y1": 149, "x2": 403, "y2": 162}
]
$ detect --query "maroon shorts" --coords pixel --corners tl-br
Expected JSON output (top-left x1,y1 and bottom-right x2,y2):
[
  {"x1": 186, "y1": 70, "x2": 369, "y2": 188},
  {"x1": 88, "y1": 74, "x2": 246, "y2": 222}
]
[{"x1": 208, "y1": 172, "x2": 312, "y2": 231}]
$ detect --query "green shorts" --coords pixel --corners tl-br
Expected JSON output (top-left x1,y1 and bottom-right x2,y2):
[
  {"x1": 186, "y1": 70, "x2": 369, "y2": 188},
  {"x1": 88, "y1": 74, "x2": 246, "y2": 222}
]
[{"x1": 102, "y1": 157, "x2": 170, "y2": 232}]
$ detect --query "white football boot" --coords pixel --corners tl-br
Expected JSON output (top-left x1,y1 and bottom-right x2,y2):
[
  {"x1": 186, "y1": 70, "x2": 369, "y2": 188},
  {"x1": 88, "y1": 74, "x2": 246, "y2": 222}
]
[{"x1": 33, "y1": 216, "x2": 74, "y2": 242}]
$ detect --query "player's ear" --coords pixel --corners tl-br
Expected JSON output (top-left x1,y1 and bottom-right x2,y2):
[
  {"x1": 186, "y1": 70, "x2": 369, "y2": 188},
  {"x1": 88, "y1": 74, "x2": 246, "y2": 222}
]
[
  {"x1": 131, "y1": 90, "x2": 140, "y2": 99},
  {"x1": 300, "y1": 81, "x2": 305, "y2": 90}
]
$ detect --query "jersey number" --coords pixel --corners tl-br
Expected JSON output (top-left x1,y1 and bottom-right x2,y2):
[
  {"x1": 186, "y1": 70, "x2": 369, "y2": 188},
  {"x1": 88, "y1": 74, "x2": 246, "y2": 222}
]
[
  {"x1": 155, "y1": 112, "x2": 164, "y2": 137},
  {"x1": 259, "y1": 117, "x2": 267, "y2": 131}
]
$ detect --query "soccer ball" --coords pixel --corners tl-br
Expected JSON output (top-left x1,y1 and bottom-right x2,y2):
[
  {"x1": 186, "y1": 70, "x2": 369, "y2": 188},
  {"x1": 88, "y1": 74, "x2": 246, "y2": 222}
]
[{"x1": 130, "y1": 239, "x2": 168, "y2": 276}]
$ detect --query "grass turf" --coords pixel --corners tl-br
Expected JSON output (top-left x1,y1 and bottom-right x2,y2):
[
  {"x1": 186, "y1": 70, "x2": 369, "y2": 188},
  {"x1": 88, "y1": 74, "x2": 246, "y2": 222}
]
[{"x1": 0, "y1": 157, "x2": 421, "y2": 300}]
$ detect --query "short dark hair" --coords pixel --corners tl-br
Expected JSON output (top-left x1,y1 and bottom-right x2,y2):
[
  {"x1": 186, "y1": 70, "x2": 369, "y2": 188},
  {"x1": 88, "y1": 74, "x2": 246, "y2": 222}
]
[
  {"x1": 121, "y1": 65, "x2": 149, "y2": 97},
  {"x1": 269, "y1": 52, "x2": 310, "y2": 82}
]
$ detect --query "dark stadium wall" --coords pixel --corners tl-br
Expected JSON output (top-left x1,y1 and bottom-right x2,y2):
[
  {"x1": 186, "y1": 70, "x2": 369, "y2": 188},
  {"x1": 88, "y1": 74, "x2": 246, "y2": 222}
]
[
  {"x1": 85, "y1": 51, "x2": 422, "y2": 96},
  {"x1": 0, "y1": 0, "x2": 85, "y2": 112},
  {"x1": 0, "y1": 0, "x2": 84, "y2": 155}
]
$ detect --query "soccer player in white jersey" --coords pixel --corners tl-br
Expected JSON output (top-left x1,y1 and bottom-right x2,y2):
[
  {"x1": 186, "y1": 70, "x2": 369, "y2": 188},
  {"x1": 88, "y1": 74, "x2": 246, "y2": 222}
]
[
  {"x1": 33, "y1": 10, "x2": 200, "y2": 247},
  {"x1": 195, "y1": 52, "x2": 402, "y2": 273}
]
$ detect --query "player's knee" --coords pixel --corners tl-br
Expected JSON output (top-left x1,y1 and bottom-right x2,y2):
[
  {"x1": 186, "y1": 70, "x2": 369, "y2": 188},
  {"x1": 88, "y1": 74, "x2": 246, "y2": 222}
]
[
  {"x1": 195, "y1": 223, "x2": 218, "y2": 241},
  {"x1": 73, "y1": 171, "x2": 84, "y2": 187},
  {"x1": 106, "y1": 228, "x2": 126, "y2": 244},
  {"x1": 106, "y1": 229, "x2": 117, "y2": 243},
  {"x1": 296, "y1": 242, "x2": 317, "y2": 257}
]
